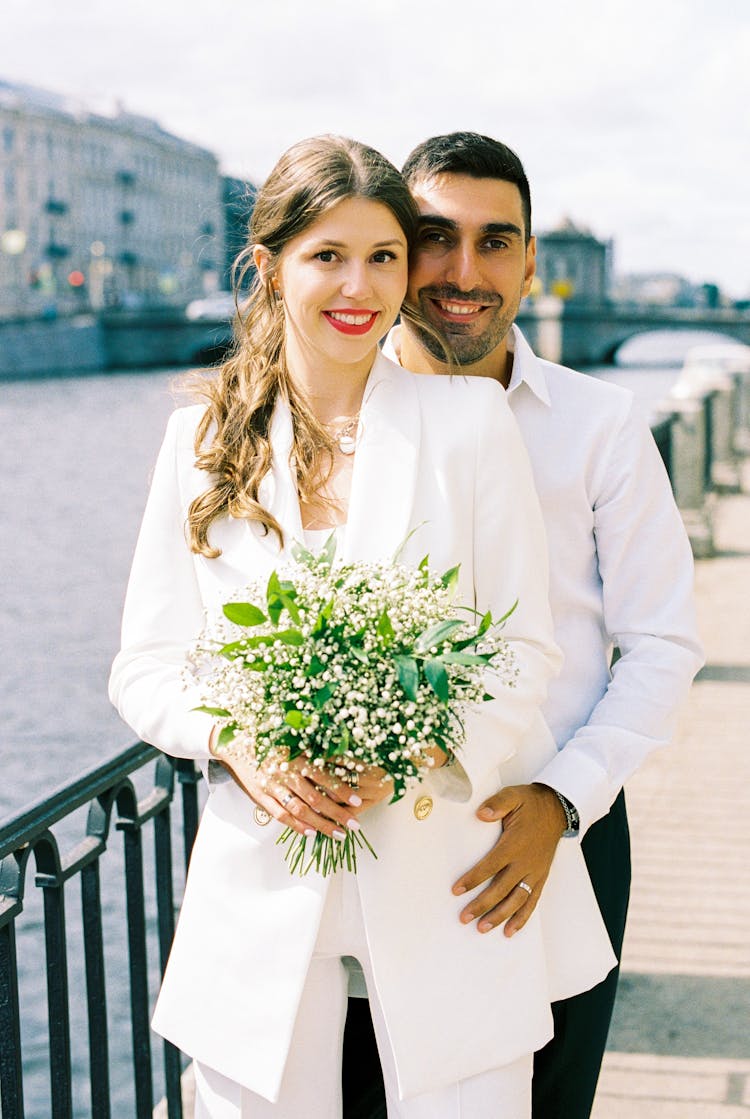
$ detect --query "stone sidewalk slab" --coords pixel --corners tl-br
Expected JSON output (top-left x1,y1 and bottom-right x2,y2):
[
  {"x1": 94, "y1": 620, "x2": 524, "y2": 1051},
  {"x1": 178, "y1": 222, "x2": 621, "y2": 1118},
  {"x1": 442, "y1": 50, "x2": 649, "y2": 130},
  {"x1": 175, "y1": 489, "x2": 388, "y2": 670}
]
[{"x1": 594, "y1": 477, "x2": 750, "y2": 1114}]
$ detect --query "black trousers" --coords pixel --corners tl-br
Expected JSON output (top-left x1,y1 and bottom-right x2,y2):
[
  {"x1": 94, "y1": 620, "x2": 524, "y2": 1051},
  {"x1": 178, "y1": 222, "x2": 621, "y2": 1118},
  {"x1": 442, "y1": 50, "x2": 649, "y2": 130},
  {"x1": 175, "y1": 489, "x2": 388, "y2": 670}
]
[{"x1": 341, "y1": 791, "x2": 631, "y2": 1119}]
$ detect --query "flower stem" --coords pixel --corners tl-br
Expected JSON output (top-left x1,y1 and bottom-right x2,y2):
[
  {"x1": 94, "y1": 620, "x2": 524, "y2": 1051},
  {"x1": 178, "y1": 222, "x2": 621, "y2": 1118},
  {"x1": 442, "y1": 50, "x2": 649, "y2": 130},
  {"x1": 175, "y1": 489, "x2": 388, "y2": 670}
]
[{"x1": 276, "y1": 826, "x2": 377, "y2": 876}]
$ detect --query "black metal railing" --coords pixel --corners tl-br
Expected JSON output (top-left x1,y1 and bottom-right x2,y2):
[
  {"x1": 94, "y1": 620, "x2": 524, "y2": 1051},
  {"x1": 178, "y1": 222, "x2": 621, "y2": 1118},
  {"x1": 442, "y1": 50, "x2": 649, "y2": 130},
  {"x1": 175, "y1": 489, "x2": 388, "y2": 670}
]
[{"x1": 0, "y1": 744, "x2": 201, "y2": 1119}]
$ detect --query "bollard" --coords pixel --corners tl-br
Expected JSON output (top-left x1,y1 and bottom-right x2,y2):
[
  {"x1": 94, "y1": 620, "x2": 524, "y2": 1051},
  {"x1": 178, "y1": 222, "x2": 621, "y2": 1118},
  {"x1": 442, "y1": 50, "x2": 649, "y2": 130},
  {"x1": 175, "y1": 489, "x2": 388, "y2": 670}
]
[
  {"x1": 655, "y1": 397, "x2": 714, "y2": 558},
  {"x1": 705, "y1": 380, "x2": 742, "y2": 492}
]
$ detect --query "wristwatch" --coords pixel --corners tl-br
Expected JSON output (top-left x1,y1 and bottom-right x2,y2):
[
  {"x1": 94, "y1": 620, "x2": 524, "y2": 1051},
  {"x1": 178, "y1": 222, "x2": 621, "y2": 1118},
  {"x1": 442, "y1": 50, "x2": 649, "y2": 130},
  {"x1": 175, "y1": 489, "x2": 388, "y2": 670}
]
[{"x1": 552, "y1": 790, "x2": 580, "y2": 837}]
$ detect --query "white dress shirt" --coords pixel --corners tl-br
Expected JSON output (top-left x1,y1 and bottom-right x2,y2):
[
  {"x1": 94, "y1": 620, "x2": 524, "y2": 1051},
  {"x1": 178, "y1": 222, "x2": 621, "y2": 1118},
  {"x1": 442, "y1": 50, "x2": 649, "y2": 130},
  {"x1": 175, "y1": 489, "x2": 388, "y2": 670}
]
[{"x1": 386, "y1": 325, "x2": 704, "y2": 836}]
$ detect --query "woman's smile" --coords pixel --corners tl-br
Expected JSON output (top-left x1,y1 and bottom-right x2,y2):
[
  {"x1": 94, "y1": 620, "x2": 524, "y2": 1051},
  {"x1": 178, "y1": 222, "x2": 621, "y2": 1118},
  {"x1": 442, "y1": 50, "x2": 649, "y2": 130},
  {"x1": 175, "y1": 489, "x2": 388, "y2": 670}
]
[{"x1": 323, "y1": 309, "x2": 379, "y2": 335}]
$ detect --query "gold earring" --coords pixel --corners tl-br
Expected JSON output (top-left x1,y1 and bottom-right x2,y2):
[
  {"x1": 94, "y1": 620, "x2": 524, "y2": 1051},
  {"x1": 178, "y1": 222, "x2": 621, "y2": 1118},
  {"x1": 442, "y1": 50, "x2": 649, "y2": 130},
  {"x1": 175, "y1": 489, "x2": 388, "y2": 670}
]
[{"x1": 271, "y1": 279, "x2": 283, "y2": 304}]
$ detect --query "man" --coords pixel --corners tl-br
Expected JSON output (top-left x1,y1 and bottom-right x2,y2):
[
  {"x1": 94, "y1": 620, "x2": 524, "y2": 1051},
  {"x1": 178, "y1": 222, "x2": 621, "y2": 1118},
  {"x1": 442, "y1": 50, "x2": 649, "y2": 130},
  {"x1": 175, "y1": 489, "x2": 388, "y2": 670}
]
[{"x1": 343, "y1": 132, "x2": 703, "y2": 1119}]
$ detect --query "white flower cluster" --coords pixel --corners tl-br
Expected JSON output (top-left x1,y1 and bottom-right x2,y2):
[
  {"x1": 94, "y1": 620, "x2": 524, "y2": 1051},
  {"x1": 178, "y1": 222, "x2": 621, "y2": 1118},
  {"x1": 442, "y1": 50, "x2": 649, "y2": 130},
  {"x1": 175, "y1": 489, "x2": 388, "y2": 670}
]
[{"x1": 188, "y1": 547, "x2": 518, "y2": 806}]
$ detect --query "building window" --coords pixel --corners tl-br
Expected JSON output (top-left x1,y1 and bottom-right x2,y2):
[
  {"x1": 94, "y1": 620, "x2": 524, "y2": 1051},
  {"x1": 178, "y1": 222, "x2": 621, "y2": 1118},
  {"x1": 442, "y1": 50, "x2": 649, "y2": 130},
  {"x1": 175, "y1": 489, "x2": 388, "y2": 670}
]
[{"x1": 3, "y1": 125, "x2": 15, "y2": 153}]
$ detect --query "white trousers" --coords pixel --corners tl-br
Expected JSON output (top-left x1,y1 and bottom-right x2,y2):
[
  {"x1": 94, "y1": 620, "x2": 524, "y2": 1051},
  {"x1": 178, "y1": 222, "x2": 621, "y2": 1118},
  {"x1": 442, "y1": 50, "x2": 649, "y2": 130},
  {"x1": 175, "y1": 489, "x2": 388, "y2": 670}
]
[{"x1": 193, "y1": 871, "x2": 532, "y2": 1119}]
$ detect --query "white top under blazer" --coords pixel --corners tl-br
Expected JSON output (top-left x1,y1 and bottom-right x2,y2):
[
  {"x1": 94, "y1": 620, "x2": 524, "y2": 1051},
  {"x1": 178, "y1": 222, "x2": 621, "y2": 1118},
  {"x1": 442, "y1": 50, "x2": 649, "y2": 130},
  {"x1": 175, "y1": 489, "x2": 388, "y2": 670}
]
[{"x1": 109, "y1": 351, "x2": 616, "y2": 1103}]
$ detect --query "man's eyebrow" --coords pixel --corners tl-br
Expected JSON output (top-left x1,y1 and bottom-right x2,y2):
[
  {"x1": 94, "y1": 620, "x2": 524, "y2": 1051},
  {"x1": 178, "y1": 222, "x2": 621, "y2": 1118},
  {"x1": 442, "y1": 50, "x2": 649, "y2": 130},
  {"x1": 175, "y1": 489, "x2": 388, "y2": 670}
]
[
  {"x1": 481, "y1": 222, "x2": 523, "y2": 238},
  {"x1": 417, "y1": 214, "x2": 457, "y2": 230},
  {"x1": 417, "y1": 215, "x2": 523, "y2": 238}
]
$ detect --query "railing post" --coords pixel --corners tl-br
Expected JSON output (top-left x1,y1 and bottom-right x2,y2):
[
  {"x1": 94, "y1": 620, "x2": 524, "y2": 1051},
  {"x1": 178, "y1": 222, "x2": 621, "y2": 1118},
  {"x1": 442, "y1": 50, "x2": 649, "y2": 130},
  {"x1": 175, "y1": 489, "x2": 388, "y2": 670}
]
[
  {"x1": 705, "y1": 379, "x2": 742, "y2": 491},
  {"x1": 80, "y1": 858, "x2": 111, "y2": 1119},
  {"x1": 176, "y1": 760, "x2": 201, "y2": 877},
  {"x1": 118, "y1": 809, "x2": 154, "y2": 1119},
  {"x1": 35, "y1": 842, "x2": 74, "y2": 1119},
  {"x1": 655, "y1": 397, "x2": 714, "y2": 558},
  {"x1": 0, "y1": 917, "x2": 25, "y2": 1119}
]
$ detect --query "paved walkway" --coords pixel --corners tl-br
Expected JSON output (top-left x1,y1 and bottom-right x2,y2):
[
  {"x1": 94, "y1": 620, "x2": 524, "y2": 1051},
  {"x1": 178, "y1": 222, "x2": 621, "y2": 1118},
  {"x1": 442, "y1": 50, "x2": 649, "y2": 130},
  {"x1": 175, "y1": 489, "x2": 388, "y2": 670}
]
[{"x1": 592, "y1": 471, "x2": 750, "y2": 1116}]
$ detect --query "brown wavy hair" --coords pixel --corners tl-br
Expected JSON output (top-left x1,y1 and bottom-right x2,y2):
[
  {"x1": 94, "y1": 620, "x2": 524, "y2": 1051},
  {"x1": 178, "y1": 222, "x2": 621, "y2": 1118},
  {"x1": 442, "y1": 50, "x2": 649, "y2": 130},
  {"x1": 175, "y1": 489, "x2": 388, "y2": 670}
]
[{"x1": 187, "y1": 135, "x2": 437, "y2": 557}]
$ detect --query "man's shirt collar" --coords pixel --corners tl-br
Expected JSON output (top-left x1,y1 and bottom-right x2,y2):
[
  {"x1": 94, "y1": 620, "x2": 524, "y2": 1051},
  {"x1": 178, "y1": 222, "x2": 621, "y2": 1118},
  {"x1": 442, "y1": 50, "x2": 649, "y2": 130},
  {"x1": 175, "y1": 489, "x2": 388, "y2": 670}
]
[
  {"x1": 506, "y1": 324, "x2": 552, "y2": 406},
  {"x1": 385, "y1": 322, "x2": 551, "y2": 407}
]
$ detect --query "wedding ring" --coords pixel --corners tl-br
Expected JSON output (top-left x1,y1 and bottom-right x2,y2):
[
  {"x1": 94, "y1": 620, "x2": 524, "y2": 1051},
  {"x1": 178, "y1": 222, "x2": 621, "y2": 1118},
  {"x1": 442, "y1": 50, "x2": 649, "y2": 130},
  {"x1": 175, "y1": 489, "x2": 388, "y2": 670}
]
[
  {"x1": 280, "y1": 791, "x2": 294, "y2": 807},
  {"x1": 517, "y1": 880, "x2": 533, "y2": 896}
]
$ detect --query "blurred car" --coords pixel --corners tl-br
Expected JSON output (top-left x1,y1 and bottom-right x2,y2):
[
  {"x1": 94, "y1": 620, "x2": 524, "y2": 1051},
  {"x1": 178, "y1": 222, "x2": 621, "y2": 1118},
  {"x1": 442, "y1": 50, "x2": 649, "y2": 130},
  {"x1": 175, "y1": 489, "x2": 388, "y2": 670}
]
[
  {"x1": 671, "y1": 341, "x2": 750, "y2": 398},
  {"x1": 185, "y1": 292, "x2": 239, "y2": 321}
]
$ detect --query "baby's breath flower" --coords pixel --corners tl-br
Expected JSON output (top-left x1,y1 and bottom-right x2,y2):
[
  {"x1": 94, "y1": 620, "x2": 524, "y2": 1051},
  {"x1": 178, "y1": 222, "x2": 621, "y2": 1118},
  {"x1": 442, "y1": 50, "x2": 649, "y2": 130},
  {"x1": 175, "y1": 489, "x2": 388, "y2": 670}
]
[{"x1": 186, "y1": 542, "x2": 518, "y2": 876}]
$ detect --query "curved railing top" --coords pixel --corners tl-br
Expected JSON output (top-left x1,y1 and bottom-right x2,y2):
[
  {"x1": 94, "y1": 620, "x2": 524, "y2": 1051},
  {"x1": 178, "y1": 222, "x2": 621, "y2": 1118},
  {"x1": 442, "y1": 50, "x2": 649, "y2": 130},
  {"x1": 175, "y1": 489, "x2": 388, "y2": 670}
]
[{"x1": 0, "y1": 740, "x2": 158, "y2": 860}]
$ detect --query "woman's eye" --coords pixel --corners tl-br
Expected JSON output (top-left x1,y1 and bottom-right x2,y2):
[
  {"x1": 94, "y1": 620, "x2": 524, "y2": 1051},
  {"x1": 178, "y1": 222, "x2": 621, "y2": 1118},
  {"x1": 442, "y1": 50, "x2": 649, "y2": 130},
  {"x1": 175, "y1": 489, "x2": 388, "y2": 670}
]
[
  {"x1": 315, "y1": 250, "x2": 337, "y2": 263},
  {"x1": 371, "y1": 250, "x2": 396, "y2": 263}
]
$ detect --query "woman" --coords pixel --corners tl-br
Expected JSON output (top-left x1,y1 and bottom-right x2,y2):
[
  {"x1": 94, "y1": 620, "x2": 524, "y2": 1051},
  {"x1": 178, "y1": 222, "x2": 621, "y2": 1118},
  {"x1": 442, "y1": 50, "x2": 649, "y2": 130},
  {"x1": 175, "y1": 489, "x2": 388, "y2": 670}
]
[{"x1": 109, "y1": 136, "x2": 615, "y2": 1118}]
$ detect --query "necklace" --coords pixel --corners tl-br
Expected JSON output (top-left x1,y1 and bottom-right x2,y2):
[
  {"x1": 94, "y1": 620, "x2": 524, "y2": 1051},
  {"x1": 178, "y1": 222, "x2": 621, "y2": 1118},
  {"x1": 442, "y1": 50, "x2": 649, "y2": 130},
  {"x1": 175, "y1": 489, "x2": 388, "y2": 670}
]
[{"x1": 326, "y1": 412, "x2": 360, "y2": 456}]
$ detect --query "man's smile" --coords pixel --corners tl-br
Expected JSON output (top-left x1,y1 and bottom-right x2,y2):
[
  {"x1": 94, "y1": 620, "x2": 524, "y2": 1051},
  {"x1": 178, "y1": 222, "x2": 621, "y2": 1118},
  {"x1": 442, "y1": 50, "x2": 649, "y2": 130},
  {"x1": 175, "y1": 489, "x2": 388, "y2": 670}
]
[{"x1": 421, "y1": 287, "x2": 502, "y2": 330}]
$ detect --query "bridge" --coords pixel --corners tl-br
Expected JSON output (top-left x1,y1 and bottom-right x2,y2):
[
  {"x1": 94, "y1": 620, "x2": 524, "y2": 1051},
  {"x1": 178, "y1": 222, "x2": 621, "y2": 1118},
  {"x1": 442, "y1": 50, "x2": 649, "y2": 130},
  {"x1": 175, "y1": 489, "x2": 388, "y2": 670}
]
[
  {"x1": 0, "y1": 303, "x2": 748, "y2": 378},
  {"x1": 517, "y1": 299, "x2": 750, "y2": 367}
]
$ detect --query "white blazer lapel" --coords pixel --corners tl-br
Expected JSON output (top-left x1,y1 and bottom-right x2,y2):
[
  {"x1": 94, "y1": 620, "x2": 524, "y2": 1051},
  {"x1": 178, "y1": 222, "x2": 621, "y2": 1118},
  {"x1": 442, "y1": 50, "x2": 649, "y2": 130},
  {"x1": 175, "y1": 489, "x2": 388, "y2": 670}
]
[{"x1": 343, "y1": 351, "x2": 421, "y2": 563}]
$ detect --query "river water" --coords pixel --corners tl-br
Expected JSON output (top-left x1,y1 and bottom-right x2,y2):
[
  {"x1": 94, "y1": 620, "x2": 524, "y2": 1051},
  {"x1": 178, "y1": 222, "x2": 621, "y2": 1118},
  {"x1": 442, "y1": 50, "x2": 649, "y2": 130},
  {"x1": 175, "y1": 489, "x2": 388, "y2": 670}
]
[{"x1": 0, "y1": 327, "x2": 734, "y2": 1115}]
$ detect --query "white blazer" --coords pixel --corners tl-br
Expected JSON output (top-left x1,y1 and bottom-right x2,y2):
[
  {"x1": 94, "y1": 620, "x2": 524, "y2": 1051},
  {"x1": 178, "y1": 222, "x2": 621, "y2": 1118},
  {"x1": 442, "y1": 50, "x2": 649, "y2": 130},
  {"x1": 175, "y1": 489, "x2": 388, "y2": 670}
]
[{"x1": 109, "y1": 351, "x2": 616, "y2": 1103}]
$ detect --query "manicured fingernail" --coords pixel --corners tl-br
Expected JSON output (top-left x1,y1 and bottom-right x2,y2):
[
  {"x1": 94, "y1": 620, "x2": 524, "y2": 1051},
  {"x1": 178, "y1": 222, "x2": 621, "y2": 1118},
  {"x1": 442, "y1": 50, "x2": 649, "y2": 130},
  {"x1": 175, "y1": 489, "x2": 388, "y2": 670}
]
[
  {"x1": 333, "y1": 829, "x2": 346, "y2": 841},
  {"x1": 347, "y1": 818, "x2": 361, "y2": 831},
  {"x1": 349, "y1": 794, "x2": 362, "y2": 806},
  {"x1": 304, "y1": 829, "x2": 316, "y2": 838},
  {"x1": 477, "y1": 807, "x2": 495, "y2": 820},
  {"x1": 452, "y1": 884, "x2": 467, "y2": 895}
]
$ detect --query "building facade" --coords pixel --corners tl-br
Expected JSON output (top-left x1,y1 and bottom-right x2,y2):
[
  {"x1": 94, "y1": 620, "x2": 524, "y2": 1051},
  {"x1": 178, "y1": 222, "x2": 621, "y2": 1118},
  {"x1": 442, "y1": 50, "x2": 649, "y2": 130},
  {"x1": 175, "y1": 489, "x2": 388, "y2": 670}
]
[
  {"x1": 0, "y1": 80, "x2": 224, "y2": 317},
  {"x1": 536, "y1": 218, "x2": 612, "y2": 305}
]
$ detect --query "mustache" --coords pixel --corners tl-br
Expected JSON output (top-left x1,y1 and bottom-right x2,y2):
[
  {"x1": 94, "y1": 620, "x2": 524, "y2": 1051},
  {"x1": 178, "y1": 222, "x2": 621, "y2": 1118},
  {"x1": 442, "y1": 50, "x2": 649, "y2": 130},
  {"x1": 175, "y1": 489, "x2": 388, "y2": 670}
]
[{"x1": 419, "y1": 284, "x2": 503, "y2": 307}]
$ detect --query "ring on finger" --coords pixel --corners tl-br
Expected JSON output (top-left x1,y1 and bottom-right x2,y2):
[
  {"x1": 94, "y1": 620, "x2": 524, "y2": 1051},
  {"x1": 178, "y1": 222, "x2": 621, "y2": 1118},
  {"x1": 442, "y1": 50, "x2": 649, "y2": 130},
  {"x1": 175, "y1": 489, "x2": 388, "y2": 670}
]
[
  {"x1": 517, "y1": 880, "x2": 533, "y2": 896},
  {"x1": 280, "y1": 791, "x2": 294, "y2": 807}
]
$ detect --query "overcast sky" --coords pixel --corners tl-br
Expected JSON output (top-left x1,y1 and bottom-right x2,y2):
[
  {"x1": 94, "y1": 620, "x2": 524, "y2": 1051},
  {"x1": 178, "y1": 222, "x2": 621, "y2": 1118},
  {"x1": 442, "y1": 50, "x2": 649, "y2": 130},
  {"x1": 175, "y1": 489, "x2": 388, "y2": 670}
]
[{"x1": 3, "y1": 0, "x2": 748, "y2": 295}]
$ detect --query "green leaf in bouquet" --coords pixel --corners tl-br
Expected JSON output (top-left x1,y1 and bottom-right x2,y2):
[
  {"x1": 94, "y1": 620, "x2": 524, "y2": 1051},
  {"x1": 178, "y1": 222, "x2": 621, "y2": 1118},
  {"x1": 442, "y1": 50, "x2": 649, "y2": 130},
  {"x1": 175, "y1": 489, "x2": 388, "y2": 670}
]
[
  {"x1": 377, "y1": 609, "x2": 395, "y2": 643},
  {"x1": 438, "y1": 650, "x2": 492, "y2": 667},
  {"x1": 477, "y1": 609, "x2": 493, "y2": 636},
  {"x1": 320, "y1": 531, "x2": 337, "y2": 569},
  {"x1": 306, "y1": 654, "x2": 326, "y2": 676},
  {"x1": 496, "y1": 598, "x2": 518, "y2": 626},
  {"x1": 222, "y1": 602, "x2": 267, "y2": 627},
  {"x1": 326, "y1": 724, "x2": 350, "y2": 756},
  {"x1": 349, "y1": 645, "x2": 369, "y2": 664},
  {"x1": 440, "y1": 564, "x2": 461, "y2": 593},
  {"x1": 275, "y1": 628, "x2": 305, "y2": 646},
  {"x1": 394, "y1": 654, "x2": 419, "y2": 701},
  {"x1": 418, "y1": 553, "x2": 430, "y2": 571},
  {"x1": 391, "y1": 519, "x2": 427, "y2": 563},
  {"x1": 284, "y1": 710, "x2": 310, "y2": 729},
  {"x1": 414, "y1": 618, "x2": 464, "y2": 654},
  {"x1": 291, "y1": 540, "x2": 315, "y2": 566},
  {"x1": 312, "y1": 682, "x2": 336, "y2": 709},
  {"x1": 192, "y1": 705, "x2": 232, "y2": 718},
  {"x1": 482, "y1": 691, "x2": 495, "y2": 702},
  {"x1": 424, "y1": 658, "x2": 450, "y2": 703},
  {"x1": 218, "y1": 723, "x2": 239, "y2": 748},
  {"x1": 311, "y1": 599, "x2": 333, "y2": 637},
  {"x1": 267, "y1": 571, "x2": 300, "y2": 624},
  {"x1": 218, "y1": 640, "x2": 250, "y2": 659}
]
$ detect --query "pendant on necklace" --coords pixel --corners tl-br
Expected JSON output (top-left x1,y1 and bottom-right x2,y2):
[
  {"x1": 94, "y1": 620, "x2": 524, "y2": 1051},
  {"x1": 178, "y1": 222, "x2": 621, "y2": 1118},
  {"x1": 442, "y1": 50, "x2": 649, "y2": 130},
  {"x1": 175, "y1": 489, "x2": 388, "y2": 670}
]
[{"x1": 338, "y1": 432, "x2": 357, "y2": 455}]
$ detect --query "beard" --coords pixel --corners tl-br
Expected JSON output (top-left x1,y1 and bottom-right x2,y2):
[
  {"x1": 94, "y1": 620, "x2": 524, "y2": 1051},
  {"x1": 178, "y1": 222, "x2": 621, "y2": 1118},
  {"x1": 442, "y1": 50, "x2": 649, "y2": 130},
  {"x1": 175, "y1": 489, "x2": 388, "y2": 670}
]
[{"x1": 412, "y1": 284, "x2": 520, "y2": 367}]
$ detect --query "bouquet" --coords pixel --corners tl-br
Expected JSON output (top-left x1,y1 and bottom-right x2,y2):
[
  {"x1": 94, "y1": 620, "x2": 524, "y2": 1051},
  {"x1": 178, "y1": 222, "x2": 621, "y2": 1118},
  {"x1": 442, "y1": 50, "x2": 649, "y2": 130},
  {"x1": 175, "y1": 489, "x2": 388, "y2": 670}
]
[{"x1": 189, "y1": 534, "x2": 518, "y2": 875}]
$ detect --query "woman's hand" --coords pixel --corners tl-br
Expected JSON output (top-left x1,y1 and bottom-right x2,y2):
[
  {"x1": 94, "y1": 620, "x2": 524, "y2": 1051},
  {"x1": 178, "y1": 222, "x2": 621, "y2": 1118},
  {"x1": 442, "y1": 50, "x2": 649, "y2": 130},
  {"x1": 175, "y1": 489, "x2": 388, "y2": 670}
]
[{"x1": 210, "y1": 728, "x2": 371, "y2": 839}]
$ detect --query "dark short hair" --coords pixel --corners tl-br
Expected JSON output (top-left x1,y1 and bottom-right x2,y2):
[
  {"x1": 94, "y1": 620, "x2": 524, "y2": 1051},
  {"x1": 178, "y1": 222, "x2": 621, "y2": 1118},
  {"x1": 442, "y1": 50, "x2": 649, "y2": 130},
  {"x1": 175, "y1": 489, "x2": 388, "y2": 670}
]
[{"x1": 402, "y1": 131, "x2": 532, "y2": 241}]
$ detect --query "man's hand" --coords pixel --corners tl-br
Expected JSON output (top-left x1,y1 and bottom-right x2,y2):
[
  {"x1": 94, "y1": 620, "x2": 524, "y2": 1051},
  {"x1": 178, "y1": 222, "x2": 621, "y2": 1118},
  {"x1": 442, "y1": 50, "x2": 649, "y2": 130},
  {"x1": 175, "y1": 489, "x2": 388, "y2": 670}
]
[{"x1": 452, "y1": 783, "x2": 567, "y2": 937}]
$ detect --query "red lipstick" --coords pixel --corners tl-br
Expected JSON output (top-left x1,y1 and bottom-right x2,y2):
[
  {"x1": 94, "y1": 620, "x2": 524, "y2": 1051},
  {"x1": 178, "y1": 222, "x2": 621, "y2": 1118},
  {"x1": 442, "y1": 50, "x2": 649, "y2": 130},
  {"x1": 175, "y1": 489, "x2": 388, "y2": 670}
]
[{"x1": 323, "y1": 310, "x2": 378, "y2": 336}]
